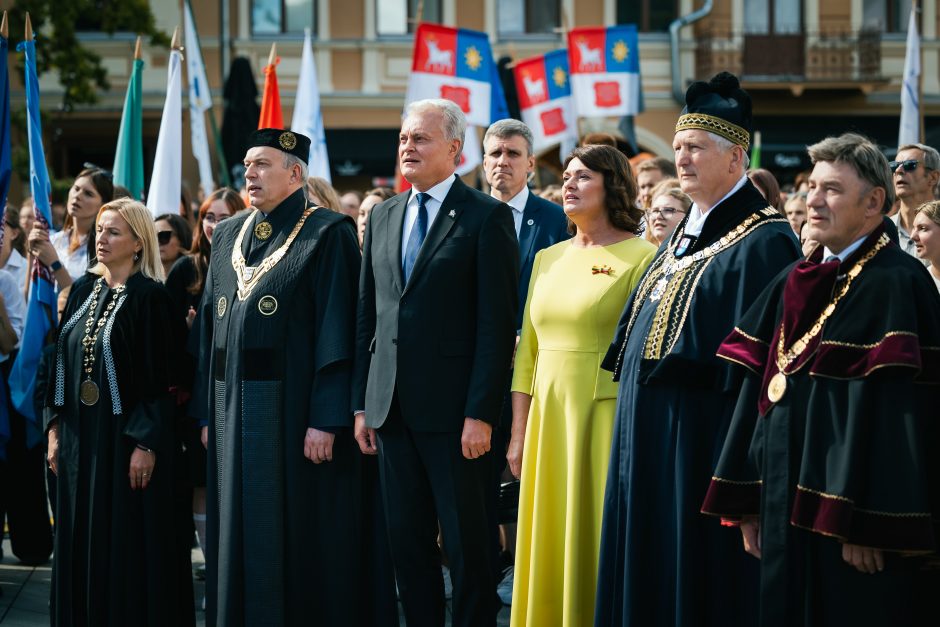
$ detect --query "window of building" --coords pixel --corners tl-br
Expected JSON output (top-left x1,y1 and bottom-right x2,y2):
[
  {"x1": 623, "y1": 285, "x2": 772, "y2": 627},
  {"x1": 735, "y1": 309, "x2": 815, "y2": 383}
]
[
  {"x1": 863, "y1": 0, "x2": 914, "y2": 33},
  {"x1": 744, "y1": 0, "x2": 801, "y2": 34},
  {"x1": 497, "y1": 0, "x2": 560, "y2": 37},
  {"x1": 617, "y1": 0, "x2": 678, "y2": 33},
  {"x1": 377, "y1": 0, "x2": 441, "y2": 36},
  {"x1": 251, "y1": 0, "x2": 315, "y2": 36}
]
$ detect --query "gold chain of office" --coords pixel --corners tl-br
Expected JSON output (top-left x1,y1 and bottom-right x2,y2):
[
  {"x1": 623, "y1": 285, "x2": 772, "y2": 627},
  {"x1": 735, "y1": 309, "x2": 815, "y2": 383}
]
[
  {"x1": 231, "y1": 206, "x2": 316, "y2": 300},
  {"x1": 766, "y1": 233, "x2": 890, "y2": 403}
]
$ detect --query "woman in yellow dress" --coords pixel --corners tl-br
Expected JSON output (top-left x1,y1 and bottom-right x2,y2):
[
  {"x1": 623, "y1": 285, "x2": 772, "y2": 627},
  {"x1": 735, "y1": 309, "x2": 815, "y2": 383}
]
[{"x1": 507, "y1": 144, "x2": 657, "y2": 626}]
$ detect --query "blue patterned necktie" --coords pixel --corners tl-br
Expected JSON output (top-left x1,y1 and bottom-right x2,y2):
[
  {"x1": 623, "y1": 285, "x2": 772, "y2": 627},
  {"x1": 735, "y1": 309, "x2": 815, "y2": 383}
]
[{"x1": 403, "y1": 192, "x2": 429, "y2": 283}]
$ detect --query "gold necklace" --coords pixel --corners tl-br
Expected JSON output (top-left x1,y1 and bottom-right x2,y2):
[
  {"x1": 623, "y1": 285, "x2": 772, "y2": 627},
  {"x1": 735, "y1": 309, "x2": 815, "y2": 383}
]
[
  {"x1": 767, "y1": 233, "x2": 889, "y2": 403},
  {"x1": 80, "y1": 278, "x2": 125, "y2": 406},
  {"x1": 231, "y1": 205, "x2": 316, "y2": 300}
]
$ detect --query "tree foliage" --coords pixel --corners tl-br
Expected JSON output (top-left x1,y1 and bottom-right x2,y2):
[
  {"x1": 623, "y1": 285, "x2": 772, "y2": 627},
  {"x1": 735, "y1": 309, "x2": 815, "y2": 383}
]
[{"x1": 9, "y1": 0, "x2": 169, "y2": 111}]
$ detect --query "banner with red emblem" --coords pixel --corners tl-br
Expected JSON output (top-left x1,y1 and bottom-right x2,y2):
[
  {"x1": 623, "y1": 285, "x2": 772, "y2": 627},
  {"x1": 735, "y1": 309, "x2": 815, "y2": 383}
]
[
  {"x1": 513, "y1": 49, "x2": 577, "y2": 152},
  {"x1": 567, "y1": 25, "x2": 640, "y2": 118}
]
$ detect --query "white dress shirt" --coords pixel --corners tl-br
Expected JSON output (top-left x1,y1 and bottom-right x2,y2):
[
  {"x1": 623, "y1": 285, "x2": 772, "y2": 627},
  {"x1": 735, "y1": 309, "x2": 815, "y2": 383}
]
[
  {"x1": 0, "y1": 268, "x2": 25, "y2": 361},
  {"x1": 683, "y1": 175, "x2": 749, "y2": 238},
  {"x1": 503, "y1": 186, "x2": 529, "y2": 238},
  {"x1": 2, "y1": 248, "x2": 27, "y2": 294},
  {"x1": 401, "y1": 175, "x2": 457, "y2": 262},
  {"x1": 823, "y1": 235, "x2": 868, "y2": 263},
  {"x1": 51, "y1": 229, "x2": 92, "y2": 283}
]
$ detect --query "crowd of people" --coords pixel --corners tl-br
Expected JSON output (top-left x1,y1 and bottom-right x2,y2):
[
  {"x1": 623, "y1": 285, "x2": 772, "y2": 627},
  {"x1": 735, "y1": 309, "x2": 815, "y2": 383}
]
[{"x1": 0, "y1": 69, "x2": 937, "y2": 627}]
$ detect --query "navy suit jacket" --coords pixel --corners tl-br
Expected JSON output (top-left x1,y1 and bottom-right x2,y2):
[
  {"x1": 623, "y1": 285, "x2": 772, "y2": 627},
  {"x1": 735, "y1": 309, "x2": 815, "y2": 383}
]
[{"x1": 515, "y1": 192, "x2": 570, "y2": 329}]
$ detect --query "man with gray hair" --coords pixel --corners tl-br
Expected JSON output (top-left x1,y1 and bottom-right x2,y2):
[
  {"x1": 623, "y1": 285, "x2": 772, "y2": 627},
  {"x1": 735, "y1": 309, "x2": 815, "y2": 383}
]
[
  {"x1": 891, "y1": 142, "x2": 940, "y2": 261},
  {"x1": 354, "y1": 99, "x2": 519, "y2": 626},
  {"x1": 595, "y1": 72, "x2": 802, "y2": 627},
  {"x1": 704, "y1": 131, "x2": 940, "y2": 626},
  {"x1": 481, "y1": 117, "x2": 569, "y2": 603}
]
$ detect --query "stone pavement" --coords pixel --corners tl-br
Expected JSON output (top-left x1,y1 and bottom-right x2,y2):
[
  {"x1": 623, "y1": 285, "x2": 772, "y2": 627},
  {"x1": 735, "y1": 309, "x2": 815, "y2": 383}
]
[{"x1": 0, "y1": 538, "x2": 510, "y2": 625}]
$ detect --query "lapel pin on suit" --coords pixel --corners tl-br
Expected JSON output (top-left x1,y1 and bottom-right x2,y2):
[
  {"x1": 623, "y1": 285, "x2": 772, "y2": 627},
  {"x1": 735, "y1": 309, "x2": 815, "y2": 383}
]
[
  {"x1": 527, "y1": 218, "x2": 534, "y2": 226},
  {"x1": 448, "y1": 210, "x2": 456, "y2": 218}
]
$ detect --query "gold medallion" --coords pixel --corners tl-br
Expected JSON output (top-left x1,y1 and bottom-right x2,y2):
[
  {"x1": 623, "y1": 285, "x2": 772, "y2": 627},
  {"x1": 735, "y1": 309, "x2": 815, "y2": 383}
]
[
  {"x1": 217, "y1": 296, "x2": 227, "y2": 318},
  {"x1": 258, "y1": 295, "x2": 278, "y2": 316},
  {"x1": 279, "y1": 131, "x2": 297, "y2": 150},
  {"x1": 254, "y1": 221, "x2": 273, "y2": 240},
  {"x1": 767, "y1": 372, "x2": 787, "y2": 403},
  {"x1": 80, "y1": 379, "x2": 100, "y2": 406}
]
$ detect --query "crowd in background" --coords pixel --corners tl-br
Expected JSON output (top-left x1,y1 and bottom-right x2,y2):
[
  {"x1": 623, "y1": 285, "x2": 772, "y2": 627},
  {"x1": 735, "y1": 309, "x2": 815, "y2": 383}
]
[{"x1": 0, "y1": 92, "x2": 938, "y2": 627}]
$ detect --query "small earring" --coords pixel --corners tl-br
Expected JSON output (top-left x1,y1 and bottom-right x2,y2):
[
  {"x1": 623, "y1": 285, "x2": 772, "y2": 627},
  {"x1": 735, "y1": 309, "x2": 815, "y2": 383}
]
[{"x1": 134, "y1": 252, "x2": 140, "y2": 262}]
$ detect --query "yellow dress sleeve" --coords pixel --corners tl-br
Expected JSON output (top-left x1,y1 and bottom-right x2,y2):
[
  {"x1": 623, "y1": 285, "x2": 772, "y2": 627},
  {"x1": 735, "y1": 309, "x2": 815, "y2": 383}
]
[{"x1": 511, "y1": 249, "x2": 543, "y2": 395}]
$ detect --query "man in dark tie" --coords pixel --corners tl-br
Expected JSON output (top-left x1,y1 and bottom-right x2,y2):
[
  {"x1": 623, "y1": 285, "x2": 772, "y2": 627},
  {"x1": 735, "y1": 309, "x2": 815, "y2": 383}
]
[
  {"x1": 481, "y1": 118, "x2": 569, "y2": 603},
  {"x1": 353, "y1": 99, "x2": 519, "y2": 627}
]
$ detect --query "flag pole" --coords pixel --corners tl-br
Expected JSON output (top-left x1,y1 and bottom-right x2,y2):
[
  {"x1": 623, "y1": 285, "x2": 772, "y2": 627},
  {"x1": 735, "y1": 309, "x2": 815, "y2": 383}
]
[
  {"x1": 1, "y1": 10, "x2": 7, "y2": 39},
  {"x1": 916, "y1": 0, "x2": 924, "y2": 142},
  {"x1": 268, "y1": 42, "x2": 277, "y2": 68},
  {"x1": 134, "y1": 34, "x2": 141, "y2": 60},
  {"x1": 25, "y1": 12, "x2": 32, "y2": 41}
]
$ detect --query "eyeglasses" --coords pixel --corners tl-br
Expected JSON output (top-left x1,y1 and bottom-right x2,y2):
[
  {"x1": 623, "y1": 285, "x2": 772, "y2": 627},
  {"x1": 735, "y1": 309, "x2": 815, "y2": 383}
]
[
  {"x1": 202, "y1": 212, "x2": 230, "y2": 225},
  {"x1": 889, "y1": 159, "x2": 922, "y2": 173},
  {"x1": 646, "y1": 207, "x2": 686, "y2": 219},
  {"x1": 157, "y1": 230, "x2": 174, "y2": 245}
]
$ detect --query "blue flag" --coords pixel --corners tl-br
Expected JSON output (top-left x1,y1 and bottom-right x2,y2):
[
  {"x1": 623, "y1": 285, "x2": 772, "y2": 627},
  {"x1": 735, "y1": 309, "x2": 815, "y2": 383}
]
[
  {"x1": 0, "y1": 33, "x2": 11, "y2": 457},
  {"x1": 0, "y1": 33, "x2": 11, "y2": 253},
  {"x1": 9, "y1": 34, "x2": 57, "y2": 448}
]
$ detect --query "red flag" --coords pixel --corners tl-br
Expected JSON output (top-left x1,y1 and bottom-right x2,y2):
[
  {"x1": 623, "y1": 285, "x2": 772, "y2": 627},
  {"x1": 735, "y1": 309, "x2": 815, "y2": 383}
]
[{"x1": 258, "y1": 54, "x2": 283, "y2": 129}]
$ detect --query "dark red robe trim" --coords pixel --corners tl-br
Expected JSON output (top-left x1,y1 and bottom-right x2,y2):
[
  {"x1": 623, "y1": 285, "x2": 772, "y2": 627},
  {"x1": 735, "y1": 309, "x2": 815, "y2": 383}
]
[
  {"x1": 791, "y1": 487, "x2": 936, "y2": 552},
  {"x1": 810, "y1": 333, "x2": 940, "y2": 383},
  {"x1": 701, "y1": 477, "x2": 762, "y2": 519},
  {"x1": 715, "y1": 328, "x2": 768, "y2": 375}
]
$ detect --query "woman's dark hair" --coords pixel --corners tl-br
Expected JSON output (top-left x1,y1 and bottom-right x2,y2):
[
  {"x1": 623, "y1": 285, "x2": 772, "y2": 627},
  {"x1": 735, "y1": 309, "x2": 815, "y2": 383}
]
[
  {"x1": 3, "y1": 205, "x2": 26, "y2": 256},
  {"x1": 189, "y1": 187, "x2": 243, "y2": 296},
  {"x1": 364, "y1": 187, "x2": 395, "y2": 202},
  {"x1": 64, "y1": 167, "x2": 114, "y2": 264},
  {"x1": 563, "y1": 145, "x2": 643, "y2": 234},
  {"x1": 154, "y1": 213, "x2": 194, "y2": 253},
  {"x1": 748, "y1": 168, "x2": 783, "y2": 211}
]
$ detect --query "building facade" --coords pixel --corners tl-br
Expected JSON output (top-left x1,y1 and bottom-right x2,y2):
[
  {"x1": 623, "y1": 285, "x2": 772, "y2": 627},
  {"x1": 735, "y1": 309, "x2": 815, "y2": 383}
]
[{"x1": 4, "y1": 0, "x2": 936, "y2": 199}]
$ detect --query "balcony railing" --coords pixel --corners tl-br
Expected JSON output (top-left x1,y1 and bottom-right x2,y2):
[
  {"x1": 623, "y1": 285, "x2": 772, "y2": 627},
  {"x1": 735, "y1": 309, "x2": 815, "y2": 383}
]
[{"x1": 694, "y1": 29, "x2": 883, "y2": 84}]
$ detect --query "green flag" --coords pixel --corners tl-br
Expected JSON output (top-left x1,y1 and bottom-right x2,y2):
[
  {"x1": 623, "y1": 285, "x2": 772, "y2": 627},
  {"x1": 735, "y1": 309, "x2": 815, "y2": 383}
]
[
  {"x1": 751, "y1": 130, "x2": 762, "y2": 170},
  {"x1": 113, "y1": 57, "x2": 145, "y2": 200}
]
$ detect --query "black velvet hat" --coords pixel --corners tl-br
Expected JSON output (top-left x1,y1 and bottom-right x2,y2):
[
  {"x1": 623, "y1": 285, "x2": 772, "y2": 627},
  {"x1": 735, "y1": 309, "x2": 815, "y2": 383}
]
[
  {"x1": 675, "y1": 72, "x2": 752, "y2": 151},
  {"x1": 247, "y1": 128, "x2": 311, "y2": 164}
]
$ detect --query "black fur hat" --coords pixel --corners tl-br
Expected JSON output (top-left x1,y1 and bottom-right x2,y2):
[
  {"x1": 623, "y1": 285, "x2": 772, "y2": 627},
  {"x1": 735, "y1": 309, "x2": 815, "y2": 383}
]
[{"x1": 675, "y1": 72, "x2": 752, "y2": 150}]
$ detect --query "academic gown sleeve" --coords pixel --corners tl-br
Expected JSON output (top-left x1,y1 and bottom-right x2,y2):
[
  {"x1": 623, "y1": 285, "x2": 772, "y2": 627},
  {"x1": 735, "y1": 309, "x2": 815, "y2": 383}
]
[{"x1": 307, "y1": 219, "x2": 361, "y2": 430}]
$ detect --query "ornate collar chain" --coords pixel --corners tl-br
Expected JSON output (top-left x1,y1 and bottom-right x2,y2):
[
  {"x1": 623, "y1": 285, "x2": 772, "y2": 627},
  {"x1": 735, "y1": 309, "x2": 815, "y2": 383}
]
[
  {"x1": 231, "y1": 204, "x2": 316, "y2": 300},
  {"x1": 647, "y1": 209, "x2": 771, "y2": 302},
  {"x1": 767, "y1": 233, "x2": 889, "y2": 403},
  {"x1": 80, "y1": 278, "x2": 125, "y2": 406}
]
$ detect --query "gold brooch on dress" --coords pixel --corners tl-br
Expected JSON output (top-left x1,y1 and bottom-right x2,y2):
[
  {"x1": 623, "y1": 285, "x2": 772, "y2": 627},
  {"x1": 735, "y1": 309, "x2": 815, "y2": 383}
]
[{"x1": 592, "y1": 264, "x2": 613, "y2": 275}]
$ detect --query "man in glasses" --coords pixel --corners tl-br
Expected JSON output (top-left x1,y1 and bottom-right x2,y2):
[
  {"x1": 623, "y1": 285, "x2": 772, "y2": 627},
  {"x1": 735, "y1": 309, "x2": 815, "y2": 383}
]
[{"x1": 891, "y1": 143, "x2": 940, "y2": 262}]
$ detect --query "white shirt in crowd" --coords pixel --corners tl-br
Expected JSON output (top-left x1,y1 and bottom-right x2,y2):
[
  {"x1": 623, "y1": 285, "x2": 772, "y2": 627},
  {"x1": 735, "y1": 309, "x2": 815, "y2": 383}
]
[
  {"x1": 51, "y1": 229, "x2": 92, "y2": 283},
  {"x1": 0, "y1": 268, "x2": 26, "y2": 362}
]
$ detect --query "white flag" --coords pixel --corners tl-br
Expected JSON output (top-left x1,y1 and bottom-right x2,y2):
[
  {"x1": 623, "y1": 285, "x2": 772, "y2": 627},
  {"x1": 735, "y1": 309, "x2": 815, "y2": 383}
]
[
  {"x1": 456, "y1": 126, "x2": 481, "y2": 176},
  {"x1": 899, "y1": 7, "x2": 920, "y2": 146},
  {"x1": 147, "y1": 48, "x2": 182, "y2": 216},
  {"x1": 184, "y1": 0, "x2": 215, "y2": 196},
  {"x1": 291, "y1": 29, "x2": 331, "y2": 182}
]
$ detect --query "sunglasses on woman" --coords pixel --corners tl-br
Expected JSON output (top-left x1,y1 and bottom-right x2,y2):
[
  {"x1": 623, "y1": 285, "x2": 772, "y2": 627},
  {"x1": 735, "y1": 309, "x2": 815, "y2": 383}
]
[{"x1": 157, "y1": 230, "x2": 174, "y2": 245}]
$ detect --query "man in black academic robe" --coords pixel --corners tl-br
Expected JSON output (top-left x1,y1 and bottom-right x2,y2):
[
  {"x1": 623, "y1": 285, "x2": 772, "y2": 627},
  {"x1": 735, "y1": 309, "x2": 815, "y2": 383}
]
[
  {"x1": 194, "y1": 129, "x2": 364, "y2": 627},
  {"x1": 594, "y1": 73, "x2": 802, "y2": 627},
  {"x1": 703, "y1": 132, "x2": 940, "y2": 626}
]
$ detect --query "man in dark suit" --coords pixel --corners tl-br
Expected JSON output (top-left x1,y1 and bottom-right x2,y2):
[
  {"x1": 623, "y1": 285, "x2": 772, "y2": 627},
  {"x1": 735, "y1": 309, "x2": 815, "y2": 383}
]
[
  {"x1": 481, "y1": 119, "x2": 569, "y2": 602},
  {"x1": 353, "y1": 99, "x2": 519, "y2": 627}
]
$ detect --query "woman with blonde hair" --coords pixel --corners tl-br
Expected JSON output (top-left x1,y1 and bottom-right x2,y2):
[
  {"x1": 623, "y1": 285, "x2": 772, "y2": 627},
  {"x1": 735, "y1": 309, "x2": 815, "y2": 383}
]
[
  {"x1": 912, "y1": 200, "x2": 940, "y2": 292},
  {"x1": 306, "y1": 176, "x2": 343, "y2": 212},
  {"x1": 45, "y1": 197, "x2": 187, "y2": 625}
]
